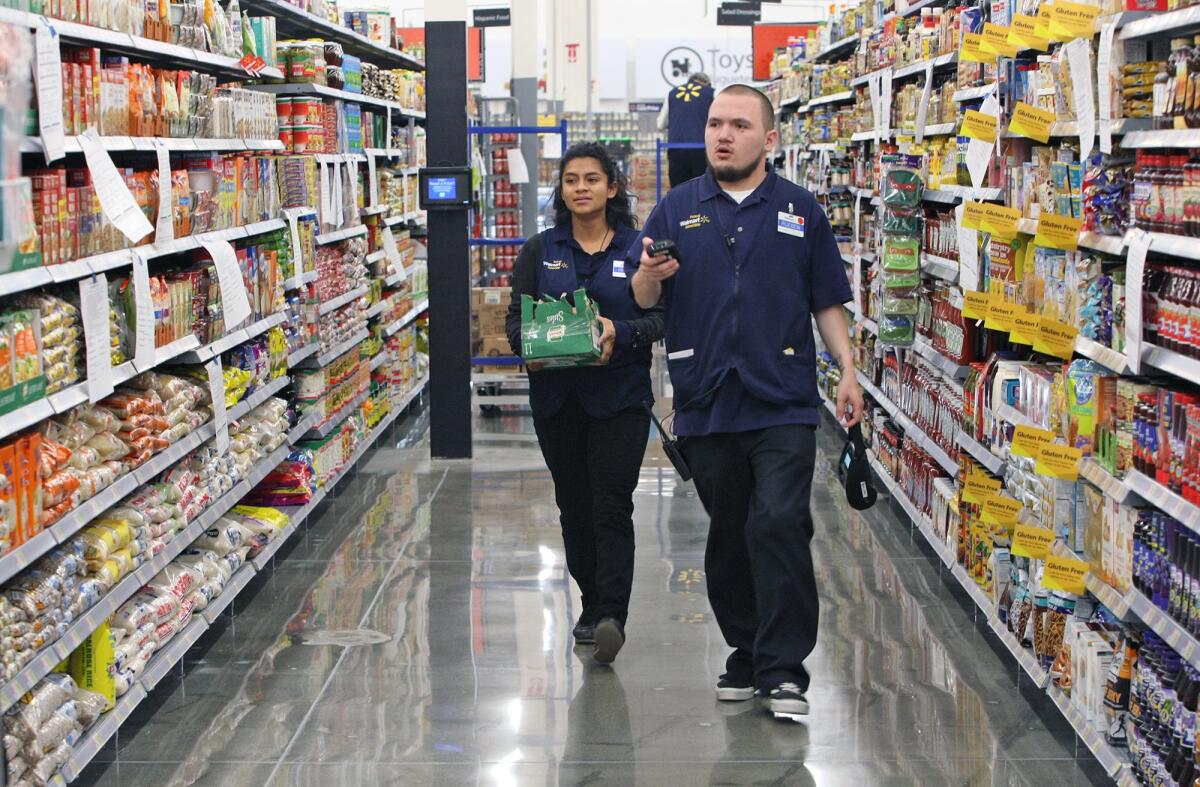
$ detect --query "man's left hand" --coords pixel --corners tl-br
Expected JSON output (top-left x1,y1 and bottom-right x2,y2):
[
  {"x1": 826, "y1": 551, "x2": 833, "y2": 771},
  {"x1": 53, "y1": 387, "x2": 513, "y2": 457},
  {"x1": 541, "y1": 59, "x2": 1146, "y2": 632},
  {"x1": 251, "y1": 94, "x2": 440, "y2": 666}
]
[
  {"x1": 597, "y1": 317, "x2": 616, "y2": 365},
  {"x1": 836, "y1": 372, "x2": 864, "y2": 428}
]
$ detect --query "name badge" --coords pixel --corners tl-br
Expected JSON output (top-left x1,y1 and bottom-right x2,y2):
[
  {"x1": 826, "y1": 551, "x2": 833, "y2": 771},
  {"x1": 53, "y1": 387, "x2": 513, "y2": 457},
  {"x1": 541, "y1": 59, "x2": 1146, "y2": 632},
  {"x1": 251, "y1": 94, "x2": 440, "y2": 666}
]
[
  {"x1": 777, "y1": 211, "x2": 806, "y2": 238},
  {"x1": 612, "y1": 259, "x2": 626, "y2": 278}
]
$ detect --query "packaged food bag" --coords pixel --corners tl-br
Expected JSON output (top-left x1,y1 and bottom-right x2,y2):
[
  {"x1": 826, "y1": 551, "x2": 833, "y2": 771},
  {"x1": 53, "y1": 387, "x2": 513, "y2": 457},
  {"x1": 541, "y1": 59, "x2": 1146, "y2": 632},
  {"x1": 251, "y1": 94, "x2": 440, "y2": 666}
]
[{"x1": 520, "y1": 288, "x2": 603, "y2": 367}]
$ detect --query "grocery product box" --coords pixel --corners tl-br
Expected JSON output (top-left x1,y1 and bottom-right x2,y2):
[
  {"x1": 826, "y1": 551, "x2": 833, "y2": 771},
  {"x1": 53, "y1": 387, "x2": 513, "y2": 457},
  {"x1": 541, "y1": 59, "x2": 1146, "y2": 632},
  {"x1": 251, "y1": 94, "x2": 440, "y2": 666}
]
[
  {"x1": 475, "y1": 335, "x2": 517, "y2": 373},
  {"x1": 520, "y1": 289, "x2": 602, "y2": 367},
  {"x1": 472, "y1": 287, "x2": 509, "y2": 338}
]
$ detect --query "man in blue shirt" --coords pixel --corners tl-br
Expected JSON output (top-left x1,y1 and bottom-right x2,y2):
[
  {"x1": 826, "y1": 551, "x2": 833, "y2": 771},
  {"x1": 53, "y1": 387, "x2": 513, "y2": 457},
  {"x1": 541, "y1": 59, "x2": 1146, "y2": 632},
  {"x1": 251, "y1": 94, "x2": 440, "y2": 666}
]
[
  {"x1": 658, "y1": 73, "x2": 714, "y2": 187},
  {"x1": 628, "y1": 84, "x2": 863, "y2": 719}
]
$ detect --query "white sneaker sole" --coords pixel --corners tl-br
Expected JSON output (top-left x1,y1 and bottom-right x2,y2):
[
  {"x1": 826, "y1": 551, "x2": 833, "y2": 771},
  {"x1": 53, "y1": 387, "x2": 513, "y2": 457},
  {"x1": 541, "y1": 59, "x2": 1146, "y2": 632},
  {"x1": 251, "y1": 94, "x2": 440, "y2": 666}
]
[
  {"x1": 715, "y1": 686, "x2": 755, "y2": 702},
  {"x1": 766, "y1": 697, "x2": 810, "y2": 716}
]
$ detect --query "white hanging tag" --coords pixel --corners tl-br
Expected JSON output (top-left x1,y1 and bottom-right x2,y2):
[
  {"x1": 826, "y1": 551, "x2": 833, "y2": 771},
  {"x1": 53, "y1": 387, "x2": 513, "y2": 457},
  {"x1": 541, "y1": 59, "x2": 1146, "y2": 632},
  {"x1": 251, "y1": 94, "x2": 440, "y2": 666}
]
[
  {"x1": 915, "y1": 61, "x2": 934, "y2": 143},
  {"x1": 1098, "y1": 23, "x2": 1116, "y2": 155},
  {"x1": 205, "y1": 358, "x2": 230, "y2": 454},
  {"x1": 881, "y1": 68, "x2": 894, "y2": 139},
  {"x1": 367, "y1": 154, "x2": 380, "y2": 207},
  {"x1": 966, "y1": 93, "x2": 1000, "y2": 189},
  {"x1": 1125, "y1": 228, "x2": 1150, "y2": 374},
  {"x1": 79, "y1": 275, "x2": 114, "y2": 402},
  {"x1": 955, "y1": 204, "x2": 980, "y2": 292},
  {"x1": 153, "y1": 139, "x2": 174, "y2": 243},
  {"x1": 202, "y1": 239, "x2": 253, "y2": 329},
  {"x1": 131, "y1": 253, "x2": 155, "y2": 369},
  {"x1": 79, "y1": 128, "x2": 154, "y2": 244},
  {"x1": 319, "y1": 161, "x2": 332, "y2": 227},
  {"x1": 34, "y1": 20, "x2": 65, "y2": 164},
  {"x1": 383, "y1": 227, "x2": 407, "y2": 280},
  {"x1": 1065, "y1": 38, "x2": 1096, "y2": 161},
  {"x1": 284, "y1": 207, "x2": 306, "y2": 276}
]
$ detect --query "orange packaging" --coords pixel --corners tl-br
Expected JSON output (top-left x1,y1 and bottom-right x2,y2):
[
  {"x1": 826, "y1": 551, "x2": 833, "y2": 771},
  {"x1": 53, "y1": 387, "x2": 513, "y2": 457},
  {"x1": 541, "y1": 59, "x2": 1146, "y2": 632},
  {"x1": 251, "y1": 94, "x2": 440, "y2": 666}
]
[{"x1": 0, "y1": 443, "x2": 16, "y2": 552}]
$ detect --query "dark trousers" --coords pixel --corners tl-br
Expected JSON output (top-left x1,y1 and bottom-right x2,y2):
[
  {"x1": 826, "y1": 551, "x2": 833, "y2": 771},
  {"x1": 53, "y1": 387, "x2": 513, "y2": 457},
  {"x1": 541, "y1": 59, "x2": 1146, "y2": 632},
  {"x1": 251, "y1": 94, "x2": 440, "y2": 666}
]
[
  {"x1": 534, "y1": 394, "x2": 650, "y2": 626},
  {"x1": 667, "y1": 148, "x2": 708, "y2": 188},
  {"x1": 683, "y1": 424, "x2": 819, "y2": 692}
]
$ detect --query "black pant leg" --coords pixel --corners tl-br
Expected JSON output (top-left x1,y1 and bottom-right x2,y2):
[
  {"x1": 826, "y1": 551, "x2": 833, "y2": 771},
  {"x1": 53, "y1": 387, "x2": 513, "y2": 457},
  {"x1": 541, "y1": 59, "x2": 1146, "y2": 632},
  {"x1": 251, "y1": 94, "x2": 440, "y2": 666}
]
[
  {"x1": 533, "y1": 395, "x2": 598, "y2": 620},
  {"x1": 683, "y1": 432, "x2": 757, "y2": 682},
  {"x1": 584, "y1": 407, "x2": 651, "y2": 626},
  {"x1": 744, "y1": 425, "x2": 819, "y2": 692}
]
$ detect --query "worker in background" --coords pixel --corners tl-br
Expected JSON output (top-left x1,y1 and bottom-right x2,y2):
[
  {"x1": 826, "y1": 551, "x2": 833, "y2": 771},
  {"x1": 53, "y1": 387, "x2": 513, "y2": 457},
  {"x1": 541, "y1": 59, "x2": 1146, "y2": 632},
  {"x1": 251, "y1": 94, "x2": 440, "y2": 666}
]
[
  {"x1": 506, "y1": 142, "x2": 665, "y2": 665},
  {"x1": 657, "y1": 72, "x2": 713, "y2": 187},
  {"x1": 629, "y1": 84, "x2": 864, "y2": 719}
]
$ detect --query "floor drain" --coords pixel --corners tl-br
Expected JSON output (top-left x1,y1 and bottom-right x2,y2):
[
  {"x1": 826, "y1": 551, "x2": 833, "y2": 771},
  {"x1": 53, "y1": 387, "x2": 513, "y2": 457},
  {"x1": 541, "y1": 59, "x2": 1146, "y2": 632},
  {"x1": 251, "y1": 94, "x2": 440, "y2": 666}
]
[{"x1": 299, "y1": 629, "x2": 390, "y2": 647}]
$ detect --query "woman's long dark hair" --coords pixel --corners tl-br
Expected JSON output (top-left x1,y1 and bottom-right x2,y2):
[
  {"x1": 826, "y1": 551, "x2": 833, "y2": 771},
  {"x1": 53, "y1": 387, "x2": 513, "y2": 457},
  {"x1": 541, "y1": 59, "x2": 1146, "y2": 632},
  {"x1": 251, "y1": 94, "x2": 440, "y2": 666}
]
[{"x1": 551, "y1": 142, "x2": 638, "y2": 230}]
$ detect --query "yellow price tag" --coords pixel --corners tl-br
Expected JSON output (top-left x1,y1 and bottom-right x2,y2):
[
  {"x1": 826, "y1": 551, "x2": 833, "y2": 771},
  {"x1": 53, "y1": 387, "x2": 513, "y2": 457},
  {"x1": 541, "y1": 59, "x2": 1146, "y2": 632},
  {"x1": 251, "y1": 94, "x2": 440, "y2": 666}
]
[
  {"x1": 1035, "y1": 442, "x2": 1083, "y2": 480},
  {"x1": 1008, "y1": 102, "x2": 1055, "y2": 143},
  {"x1": 962, "y1": 290, "x2": 990, "y2": 321},
  {"x1": 1049, "y1": 1, "x2": 1101, "y2": 40},
  {"x1": 960, "y1": 109, "x2": 999, "y2": 144},
  {"x1": 1043, "y1": 554, "x2": 1089, "y2": 594},
  {"x1": 963, "y1": 473, "x2": 1002, "y2": 505},
  {"x1": 1033, "y1": 316, "x2": 1079, "y2": 360},
  {"x1": 1035, "y1": 6, "x2": 1055, "y2": 41},
  {"x1": 1011, "y1": 524, "x2": 1056, "y2": 559},
  {"x1": 980, "y1": 204, "x2": 1021, "y2": 239},
  {"x1": 981, "y1": 23, "x2": 1020, "y2": 57},
  {"x1": 980, "y1": 495, "x2": 1023, "y2": 528},
  {"x1": 1034, "y1": 212, "x2": 1083, "y2": 251},
  {"x1": 1010, "y1": 310, "x2": 1040, "y2": 345},
  {"x1": 960, "y1": 32, "x2": 996, "y2": 64},
  {"x1": 985, "y1": 293, "x2": 1019, "y2": 332},
  {"x1": 1009, "y1": 14, "x2": 1050, "y2": 51},
  {"x1": 1011, "y1": 425, "x2": 1056, "y2": 458},
  {"x1": 961, "y1": 201, "x2": 986, "y2": 230}
]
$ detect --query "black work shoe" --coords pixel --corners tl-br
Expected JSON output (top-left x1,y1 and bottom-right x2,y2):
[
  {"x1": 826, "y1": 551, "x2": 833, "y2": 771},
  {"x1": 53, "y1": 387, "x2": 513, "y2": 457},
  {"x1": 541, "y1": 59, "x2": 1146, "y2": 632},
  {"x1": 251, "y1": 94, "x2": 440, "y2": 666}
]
[
  {"x1": 593, "y1": 617, "x2": 625, "y2": 664},
  {"x1": 715, "y1": 677, "x2": 755, "y2": 702},
  {"x1": 764, "y1": 682, "x2": 810, "y2": 717},
  {"x1": 572, "y1": 620, "x2": 596, "y2": 644}
]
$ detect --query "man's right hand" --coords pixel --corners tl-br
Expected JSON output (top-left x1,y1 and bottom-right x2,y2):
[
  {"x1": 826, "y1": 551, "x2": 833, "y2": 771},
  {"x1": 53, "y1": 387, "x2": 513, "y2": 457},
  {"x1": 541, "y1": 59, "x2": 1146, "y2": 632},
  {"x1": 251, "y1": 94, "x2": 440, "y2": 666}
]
[{"x1": 636, "y1": 237, "x2": 680, "y2": 282}]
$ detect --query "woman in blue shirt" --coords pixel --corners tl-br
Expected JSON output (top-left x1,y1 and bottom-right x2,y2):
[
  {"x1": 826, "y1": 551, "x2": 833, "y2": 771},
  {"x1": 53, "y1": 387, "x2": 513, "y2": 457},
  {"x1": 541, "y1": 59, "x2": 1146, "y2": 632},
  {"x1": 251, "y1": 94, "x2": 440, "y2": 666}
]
[{"x1": 505, "y1": 142, "x2": 664, "y2": 664}]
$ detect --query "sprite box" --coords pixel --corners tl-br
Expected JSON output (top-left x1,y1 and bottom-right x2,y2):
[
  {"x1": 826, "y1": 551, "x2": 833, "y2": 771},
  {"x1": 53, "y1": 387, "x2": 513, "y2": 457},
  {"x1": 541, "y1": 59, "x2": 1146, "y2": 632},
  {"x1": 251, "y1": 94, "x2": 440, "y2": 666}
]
[{"x1": 520, "y1": 288, "x2": 603, "y2": 367}]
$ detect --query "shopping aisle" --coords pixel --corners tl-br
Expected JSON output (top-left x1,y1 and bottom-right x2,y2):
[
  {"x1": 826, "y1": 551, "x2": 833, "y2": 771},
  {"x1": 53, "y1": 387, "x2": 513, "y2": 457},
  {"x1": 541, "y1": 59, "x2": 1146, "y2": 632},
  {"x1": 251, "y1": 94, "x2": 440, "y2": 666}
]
[{"x1": 75, "y1": 406, "x2": 1110, "y2": 786}]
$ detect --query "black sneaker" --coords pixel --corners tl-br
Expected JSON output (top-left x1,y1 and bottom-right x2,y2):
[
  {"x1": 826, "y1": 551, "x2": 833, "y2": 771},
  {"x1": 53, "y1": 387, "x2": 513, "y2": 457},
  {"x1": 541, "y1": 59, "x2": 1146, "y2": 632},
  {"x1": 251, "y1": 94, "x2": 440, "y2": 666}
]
[
  {"x1": 572, "y1": 620, "x2": 596, "y2": 644},
  {"x1": 765, "y1": 682, "x2": 809, "y2": 716},
  {"x1": 715, "y1": 677, "x2": 755, "y2": 702},
  {"x1": 593, "y1": 617, "x2": 625, "y2": 664}
]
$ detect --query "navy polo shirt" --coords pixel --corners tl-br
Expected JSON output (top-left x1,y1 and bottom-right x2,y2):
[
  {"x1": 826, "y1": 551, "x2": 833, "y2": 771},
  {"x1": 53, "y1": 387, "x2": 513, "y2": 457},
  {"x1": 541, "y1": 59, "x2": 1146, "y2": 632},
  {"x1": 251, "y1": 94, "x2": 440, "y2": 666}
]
[{"x1": 627, "y1": 169, "x2": 851, "y2": 436}]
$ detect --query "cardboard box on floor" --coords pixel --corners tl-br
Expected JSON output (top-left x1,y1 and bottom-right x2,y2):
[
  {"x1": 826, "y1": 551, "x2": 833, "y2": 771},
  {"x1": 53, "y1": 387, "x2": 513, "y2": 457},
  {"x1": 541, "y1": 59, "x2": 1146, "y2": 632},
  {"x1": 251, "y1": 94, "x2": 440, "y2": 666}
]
[{"x1": 476, "y1": 335, "x2": 520, "y2": 374}]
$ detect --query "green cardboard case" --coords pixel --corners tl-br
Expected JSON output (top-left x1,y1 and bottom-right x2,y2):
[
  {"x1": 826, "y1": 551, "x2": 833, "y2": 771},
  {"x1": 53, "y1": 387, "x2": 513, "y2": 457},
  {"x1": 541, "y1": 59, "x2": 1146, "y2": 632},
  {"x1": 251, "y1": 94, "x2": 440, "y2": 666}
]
[{"x1": 520, "y1": 288, "x2": 603, "y2": 367}]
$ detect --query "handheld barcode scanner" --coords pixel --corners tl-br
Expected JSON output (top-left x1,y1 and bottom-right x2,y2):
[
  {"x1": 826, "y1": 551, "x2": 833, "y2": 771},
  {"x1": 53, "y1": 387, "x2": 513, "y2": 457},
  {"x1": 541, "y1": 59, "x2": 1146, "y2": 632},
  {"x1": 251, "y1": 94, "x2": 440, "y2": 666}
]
[
  {"x1": 648, "y1": 239, "x2": 681, "y2": 261},
  {"x1": 644, "y1": 404, "x2": 691, "y2": 481}
]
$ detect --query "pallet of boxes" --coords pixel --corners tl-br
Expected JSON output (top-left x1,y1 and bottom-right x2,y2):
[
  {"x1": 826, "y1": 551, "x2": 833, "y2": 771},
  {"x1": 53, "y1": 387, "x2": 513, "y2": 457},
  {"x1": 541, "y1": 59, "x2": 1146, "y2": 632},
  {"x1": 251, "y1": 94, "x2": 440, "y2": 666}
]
[
  {"x1": 629, "y1": 154, "x2": 661, "y2": 227},
  {"x1": 472, "y1": 287, "x2": 520, "y2": 373}
]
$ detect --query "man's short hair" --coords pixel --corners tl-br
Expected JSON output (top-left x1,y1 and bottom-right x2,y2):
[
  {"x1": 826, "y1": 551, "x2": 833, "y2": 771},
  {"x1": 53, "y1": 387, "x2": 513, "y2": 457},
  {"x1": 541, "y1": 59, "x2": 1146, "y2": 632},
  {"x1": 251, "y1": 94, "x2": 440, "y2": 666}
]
[
  {"x1": 717, "y1": 83, "x2": 776, "y2": 133},
  {"x1": 690, "y1": 72, "x2": 712, "y2": 86}
]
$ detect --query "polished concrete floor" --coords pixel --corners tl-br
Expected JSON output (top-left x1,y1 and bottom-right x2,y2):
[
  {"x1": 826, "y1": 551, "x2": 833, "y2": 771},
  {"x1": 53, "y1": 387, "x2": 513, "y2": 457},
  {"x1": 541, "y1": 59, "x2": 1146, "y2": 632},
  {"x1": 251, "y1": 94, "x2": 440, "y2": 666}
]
[{"x1": 75, "y1": 403, "x2": 1114, "y2": 787}]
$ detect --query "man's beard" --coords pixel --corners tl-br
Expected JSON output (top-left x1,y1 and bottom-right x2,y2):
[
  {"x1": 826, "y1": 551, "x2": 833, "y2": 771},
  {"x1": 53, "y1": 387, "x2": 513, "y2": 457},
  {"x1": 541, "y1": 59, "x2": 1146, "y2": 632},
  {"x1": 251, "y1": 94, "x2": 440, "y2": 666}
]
[{"x1": 709, "y1": 157, "x2": 760, "y2": 184}]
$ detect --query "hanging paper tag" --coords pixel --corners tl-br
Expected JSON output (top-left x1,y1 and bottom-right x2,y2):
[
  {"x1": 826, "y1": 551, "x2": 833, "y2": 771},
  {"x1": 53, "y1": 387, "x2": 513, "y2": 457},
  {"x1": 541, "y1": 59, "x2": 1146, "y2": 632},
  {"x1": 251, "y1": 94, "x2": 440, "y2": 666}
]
[
  {"x1": 347, "y1": 159, "x2": 360, "y2": 214},
  {"x1": 1043, "y1": 554, "x2": 1089, "y2": 594},
  {"x1": 868, "y1": 73, "x2": 882, "y2": 142},
  {"x1": 284, "y1": 207, "x2": 306, "y2": 277},
  {"x1": 79, "y1": 129, "x2": 154, "y2": 244},
  {"x1": 330, "y1": 160, "x2": 344, "y2": 228},
  {"x1": 153, "y1": 139, "x2": 174, "y2": 243},
  {"x1": 1098, "y1": 23, "x2": 1117, "y2": 154},
  {"x1": 507, "y1": 147, "x2": 531, "y2": 184},
  {"x1": 319, "y1": 161, "x2": 332, "y2": 227},
  {"x1": 367, "y1": 154, "x2": 380, "y2": 207},
  {"x1": 915, "y1": 61, "x2": 934, "y2": 142},
  {"x1": 205, "y1": 358, "x2": 230, "y2": 454},
  {"x1": 543, "y1": 133, "x2": 563, "y2": 159},
  {"x1": 201, "y1": 240, "x2": 253, "y2": 329},
  {"x1": 34, "y1": 20, "x2": 65, "y2": 164},
  {"x1": 1065, "y1": 38, "x2": 1096, "y2": 161},
  {"x1": 1125, "y1": 229, "x2": 1150, "y2": 374},
  {"x1": 965, "y1": 94, "x2": 1000, "y2": 188},
  {"x1": 79, "y1": 275, "x2": 114, "y2": 402},
  {"x1": 956, "y1": 204, "x2": 979, "y2": 291},
  {"x1": 1012, "y1": 524, "x2": 1056, "y2": 560},
  {"x1": 880, "y1": 68, "x2": 893, "y2": 139},
  {"x1": 1008, "y1": 102, "x2": 1055, "y2": 143},
  {"x1": 382, "y1": 226, "x2": 407, "y2": 280},
  {"x1": 131, "y1": 253, "x2": 155, "y2": 369}
]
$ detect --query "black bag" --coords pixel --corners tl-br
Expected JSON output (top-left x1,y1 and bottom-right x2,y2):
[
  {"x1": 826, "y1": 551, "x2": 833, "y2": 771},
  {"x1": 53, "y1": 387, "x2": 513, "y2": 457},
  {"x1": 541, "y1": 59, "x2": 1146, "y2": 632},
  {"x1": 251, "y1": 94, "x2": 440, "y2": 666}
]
[
  {"x1": 837, "y1": 423, "x2": 877, "y2": 510},
  {"x1": 645, "y1": 404, "x2": 691, "y2": 481}
]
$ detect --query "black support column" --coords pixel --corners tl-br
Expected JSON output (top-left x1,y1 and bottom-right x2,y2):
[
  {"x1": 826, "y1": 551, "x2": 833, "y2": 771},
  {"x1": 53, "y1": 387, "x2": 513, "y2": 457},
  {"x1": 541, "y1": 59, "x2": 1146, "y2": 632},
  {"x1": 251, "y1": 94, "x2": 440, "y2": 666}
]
[{"x1": 425, "y1": 20, "x2": 472, "y2": 459}]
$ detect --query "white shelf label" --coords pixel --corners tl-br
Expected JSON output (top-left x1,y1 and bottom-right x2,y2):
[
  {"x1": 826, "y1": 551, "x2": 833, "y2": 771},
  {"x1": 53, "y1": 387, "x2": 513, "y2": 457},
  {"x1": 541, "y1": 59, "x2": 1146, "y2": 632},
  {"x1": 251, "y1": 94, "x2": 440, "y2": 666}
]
[
  {"x1": 205, "y1": 359, "x2": 230, "y2": 454},
  {"x1": 131, "y1": 253, "x2": 155, "y2": 369},
  {"x1": 201, "y1": 239, "x2": 253, "y2": 329},
  {"x1": 34, "y1": 20, "x2": 65, "y2": 164},
  {"x1": 1065, "y1": 38, "x2": 1096, "y2": 161},
  {"x1": 153, "y1": 139, "x2": 174, "y2": 243},
  {"x1": 79, "y1": 129, "x2": 154, "y2": 244},
  {"x1": 79, "y1": 275, "x2": 114, "y2": 402}
]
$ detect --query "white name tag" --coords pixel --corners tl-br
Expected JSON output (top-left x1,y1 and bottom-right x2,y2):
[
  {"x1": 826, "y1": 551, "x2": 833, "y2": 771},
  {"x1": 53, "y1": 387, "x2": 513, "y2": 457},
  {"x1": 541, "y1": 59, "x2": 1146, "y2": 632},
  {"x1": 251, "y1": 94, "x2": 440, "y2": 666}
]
[
  {"x1": 612, "y1": 259, "x2": 626, "y2": 278},
  {"x1": 667, "y1": 348, "x2": 695, "y2": 360},
  {"x1": 777, "y1": 211, "x2": 806, "y2": 238}
]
